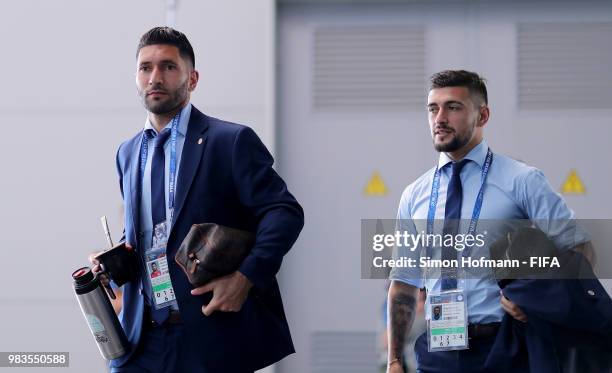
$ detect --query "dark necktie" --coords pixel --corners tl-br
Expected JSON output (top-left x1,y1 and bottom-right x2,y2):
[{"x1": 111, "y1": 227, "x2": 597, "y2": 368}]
[
  {"x1": 441, "y1": 159, "x2": 468, "y2": 291},
  {"x1": 150, "y1": 128, "x2": 172, "y2": 226},
  {"x1": 146, "y1": 128, "x2": 172, "y2": 324}
]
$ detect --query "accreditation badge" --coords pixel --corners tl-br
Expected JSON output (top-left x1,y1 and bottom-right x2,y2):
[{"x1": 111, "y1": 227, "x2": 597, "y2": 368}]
[
  {"x1": 426, "y1": 290, "x2": 469, "y2": 352},
  {"x1": 145, "y1": 221, "x2": 177, "y2": 309}
]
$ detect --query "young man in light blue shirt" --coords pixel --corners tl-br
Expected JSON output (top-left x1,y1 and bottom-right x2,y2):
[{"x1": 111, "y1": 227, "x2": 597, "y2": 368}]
[{"x1": 386, "y1": 70, "x2": 590, "y2": 373}]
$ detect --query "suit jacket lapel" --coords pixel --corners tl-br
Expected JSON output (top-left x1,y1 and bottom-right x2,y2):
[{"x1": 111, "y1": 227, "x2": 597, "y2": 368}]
[{"x1": 171, "y1": 107, "x2": 209, "y2": 231}]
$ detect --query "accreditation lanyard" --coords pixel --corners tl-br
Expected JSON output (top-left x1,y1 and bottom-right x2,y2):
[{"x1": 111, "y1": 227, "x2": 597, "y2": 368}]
[
  {"x1": 426, "y1": 148, "x2": 493, "y2": 257},
  {"x1": 139, "y1": 112, "x2": 181, "y2": 223}
]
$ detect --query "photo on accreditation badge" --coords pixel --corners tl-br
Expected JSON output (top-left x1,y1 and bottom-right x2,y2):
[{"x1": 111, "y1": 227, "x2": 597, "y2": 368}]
[
  {"x1": 6, "y1": 2, "x2": 612, "y2": 373},
  {"x1": 432, "y1": 305, "x2": 442, "y2": 321},
  {"x1": 149, "y1": 262, "x2": 162, "y2": 279}
]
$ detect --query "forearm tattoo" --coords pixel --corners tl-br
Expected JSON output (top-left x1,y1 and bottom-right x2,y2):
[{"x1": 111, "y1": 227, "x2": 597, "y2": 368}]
[{"x1": 389, "y1": 291, "x2": 417, "y2": 359}]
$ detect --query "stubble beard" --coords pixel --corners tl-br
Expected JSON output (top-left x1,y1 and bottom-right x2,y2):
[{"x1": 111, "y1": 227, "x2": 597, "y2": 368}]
[
  {"x1": 433, "y1": 124, "x2": 474, "y2": 153},
  {"x1": 139, "y1": 79, "x2": 189, "y2": 116}
]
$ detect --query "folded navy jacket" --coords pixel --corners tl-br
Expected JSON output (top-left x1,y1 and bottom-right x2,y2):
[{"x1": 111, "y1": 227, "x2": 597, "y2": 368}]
[{"x1": 485, "y1": 228, "x2": 612, "y2": 373}]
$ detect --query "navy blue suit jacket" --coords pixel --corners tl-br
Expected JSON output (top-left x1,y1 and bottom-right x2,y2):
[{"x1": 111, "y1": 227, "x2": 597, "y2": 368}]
[
  {"x1": 486, "y1": 252, "x2": 612, "y2": 373},
  {"x1": 112, "y1": 106, "x2": 304, "y2": 370}
]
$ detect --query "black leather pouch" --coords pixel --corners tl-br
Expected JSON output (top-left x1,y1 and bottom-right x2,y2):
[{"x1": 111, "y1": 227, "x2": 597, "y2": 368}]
[{"x1": 175, "y1": 223, "x2": 255, "y2": 287}]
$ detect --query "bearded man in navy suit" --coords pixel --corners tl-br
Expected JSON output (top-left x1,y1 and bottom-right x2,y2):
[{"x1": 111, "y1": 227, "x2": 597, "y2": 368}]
[{"x1": 91, "y1": 27, "x2": 304, "y2": 373}]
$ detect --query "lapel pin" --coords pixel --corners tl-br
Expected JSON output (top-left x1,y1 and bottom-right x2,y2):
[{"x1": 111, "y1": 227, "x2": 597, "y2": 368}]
[{"x1": 197, "y1": 138, "x2": 203, "y2": 145}]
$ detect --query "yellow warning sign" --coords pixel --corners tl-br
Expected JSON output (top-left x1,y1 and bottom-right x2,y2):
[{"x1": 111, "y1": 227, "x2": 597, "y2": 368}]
[
  {"x1": 364, "y1": 172, "x2": 388, "y2": 196},
  {"x1": 560, "y1": 169, "x2": 586, "y2": 195}
]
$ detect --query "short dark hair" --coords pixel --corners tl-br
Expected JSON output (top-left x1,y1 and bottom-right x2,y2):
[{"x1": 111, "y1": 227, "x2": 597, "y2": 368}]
[
  {"x1": 429, "y1": 70, "x2": 488, "y2": 105},
  {"x1": 137, "y1": 26, "x2": 195, "y2": 68}
]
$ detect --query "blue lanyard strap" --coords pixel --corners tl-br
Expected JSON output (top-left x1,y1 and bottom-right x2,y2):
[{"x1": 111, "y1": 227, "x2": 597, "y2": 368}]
[
  {"x1": 139, "y1": 112, "x2": 181, "y2": 222},
  {"x1": 426, "y1": 148, "x2": 493, "y2": 251}
]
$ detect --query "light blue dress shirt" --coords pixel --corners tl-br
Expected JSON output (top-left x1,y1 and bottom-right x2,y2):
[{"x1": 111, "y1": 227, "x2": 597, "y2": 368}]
[
  {"x1": 389, "y1": 139, "x2": 589, "y2": 323},
  {"x1": 139, "y1": 103, "x2": 192, "y2": 309}
]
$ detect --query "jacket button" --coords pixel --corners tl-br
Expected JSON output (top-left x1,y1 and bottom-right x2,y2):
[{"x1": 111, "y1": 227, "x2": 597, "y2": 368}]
[{"x1": 587, "y1": 290, "x2": 595, "y2": 296}]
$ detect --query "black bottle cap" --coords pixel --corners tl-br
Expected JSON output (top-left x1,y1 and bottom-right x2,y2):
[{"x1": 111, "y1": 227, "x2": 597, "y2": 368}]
[{"x1": 72, "y1": 267, "x2": 94, "y2": 286}]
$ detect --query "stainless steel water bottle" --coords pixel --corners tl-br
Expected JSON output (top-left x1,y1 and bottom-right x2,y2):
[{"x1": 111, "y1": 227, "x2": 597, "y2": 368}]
[{"x1": 72, "y1": 267, "x2": 129, "y2": 360}]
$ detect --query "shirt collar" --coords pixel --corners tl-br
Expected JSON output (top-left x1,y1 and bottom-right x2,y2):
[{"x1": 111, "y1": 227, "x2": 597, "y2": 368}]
[
  {"x1": 437, "y1": 139, "x2": 489, "y2": 170},
  {"x1": 143, "y1": 102, "x2": 192, "y2": 137}
]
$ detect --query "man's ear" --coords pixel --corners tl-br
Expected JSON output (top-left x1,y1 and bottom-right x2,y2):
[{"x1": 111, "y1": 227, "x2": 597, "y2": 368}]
[
  {"x1": 477, "y1": 105, "x2": 490, "y2": 127},
  {"x1": 188, "y1": 70, "x2": 199, "y2": 92}
]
